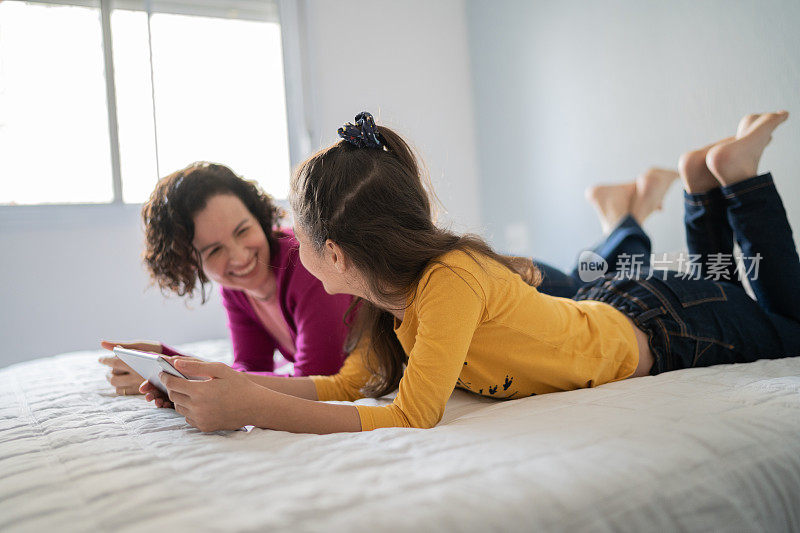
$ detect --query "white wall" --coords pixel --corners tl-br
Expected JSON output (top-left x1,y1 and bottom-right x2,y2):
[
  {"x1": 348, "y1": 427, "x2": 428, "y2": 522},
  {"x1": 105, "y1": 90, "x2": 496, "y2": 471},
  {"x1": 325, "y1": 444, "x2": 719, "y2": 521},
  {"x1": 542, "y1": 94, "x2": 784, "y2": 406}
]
[
  {"x1": 0, "y1": 0, "x2": 481, "y2": 368},
  {"x1": 467, "y1": 0, "x2": 800, "y2": 269},
  {"x1": 0, "y1": 205, "x2": 230, "y2": 367},
  {"x1": 300, "y1": 0, "x2": 482, "y2": 232}
]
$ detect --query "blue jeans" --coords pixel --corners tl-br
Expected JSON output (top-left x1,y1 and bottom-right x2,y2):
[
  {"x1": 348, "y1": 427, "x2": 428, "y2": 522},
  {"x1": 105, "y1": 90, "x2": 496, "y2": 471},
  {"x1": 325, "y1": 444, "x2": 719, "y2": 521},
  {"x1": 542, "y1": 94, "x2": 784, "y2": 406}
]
[
  {"x1": 536, "y1": 215, "x2": 651, "y2": 298},
  {"x1": 574, "y1": 173, "x2": 800, "y2": 373}
]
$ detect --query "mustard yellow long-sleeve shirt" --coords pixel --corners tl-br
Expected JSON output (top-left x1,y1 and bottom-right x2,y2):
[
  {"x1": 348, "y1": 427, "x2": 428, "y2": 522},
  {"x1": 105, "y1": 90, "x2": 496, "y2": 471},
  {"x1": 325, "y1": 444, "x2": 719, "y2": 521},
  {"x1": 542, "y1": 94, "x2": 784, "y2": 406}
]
[{"x1": 311, "y1": 250, "x2": 638, "y2": 430}]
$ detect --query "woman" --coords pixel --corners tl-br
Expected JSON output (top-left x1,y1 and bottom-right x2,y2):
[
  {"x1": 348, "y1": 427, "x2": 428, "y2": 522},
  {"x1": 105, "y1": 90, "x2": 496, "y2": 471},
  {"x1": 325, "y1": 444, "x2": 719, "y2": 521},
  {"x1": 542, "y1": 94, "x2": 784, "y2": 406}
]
[{"x1": 99, "y1": 163, "x2": 353, "y2": 394}]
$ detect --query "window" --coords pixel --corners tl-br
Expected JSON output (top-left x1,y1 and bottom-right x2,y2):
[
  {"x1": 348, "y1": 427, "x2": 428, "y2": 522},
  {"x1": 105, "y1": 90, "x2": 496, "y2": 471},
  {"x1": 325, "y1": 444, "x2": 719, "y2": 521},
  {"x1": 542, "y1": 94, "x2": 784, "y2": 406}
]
[{"x1": 0, "y1": 0, "x2": 290, "y2": 205}]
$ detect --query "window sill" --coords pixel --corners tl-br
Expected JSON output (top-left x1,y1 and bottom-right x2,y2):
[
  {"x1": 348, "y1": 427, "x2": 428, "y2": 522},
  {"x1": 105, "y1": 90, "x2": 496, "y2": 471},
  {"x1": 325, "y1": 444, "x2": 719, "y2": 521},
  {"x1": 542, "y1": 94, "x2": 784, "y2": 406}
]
[
  {"x1": 0, "y1": 198, "x2": 292, "y2": 232},
  {"x1": 0, "y1": 202, "x2": 145, "y2": 231}
]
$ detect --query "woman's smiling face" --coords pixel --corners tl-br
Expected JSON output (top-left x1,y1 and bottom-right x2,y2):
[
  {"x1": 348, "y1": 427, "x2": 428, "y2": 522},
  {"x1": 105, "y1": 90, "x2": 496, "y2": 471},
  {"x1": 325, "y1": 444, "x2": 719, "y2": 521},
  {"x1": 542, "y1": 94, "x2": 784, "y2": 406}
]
[{"x1": 192, "y1": 193, "x2": 276, "y2": 299}]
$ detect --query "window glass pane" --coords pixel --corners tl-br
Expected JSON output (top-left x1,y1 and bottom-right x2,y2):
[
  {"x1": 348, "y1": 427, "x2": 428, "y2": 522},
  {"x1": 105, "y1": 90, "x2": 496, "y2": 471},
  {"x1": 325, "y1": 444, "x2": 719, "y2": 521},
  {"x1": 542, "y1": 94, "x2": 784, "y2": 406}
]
[
  {"x1": 110, "y1": 9, "x2": 159, "y2": 203},
  {"x1": 114, "y1": 11, "x2": 290, "y2": 203},
  {"x1": 0, "y1": 1, "x2": 113, "y2": 205}
]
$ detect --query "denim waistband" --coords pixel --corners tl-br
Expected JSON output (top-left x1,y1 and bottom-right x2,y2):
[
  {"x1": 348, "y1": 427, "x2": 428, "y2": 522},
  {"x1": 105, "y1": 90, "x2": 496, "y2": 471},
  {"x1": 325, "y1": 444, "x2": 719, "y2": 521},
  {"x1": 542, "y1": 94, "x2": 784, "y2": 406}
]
[
  {"x1": 574, "y1": 271, "x2": 737, "y2": 374},
  {"x1": 574, "y1": 268, "x2": 792, "y2": 374},
  {"x1": 576, "y1": 273, "x2": 666, "y2": 373}
]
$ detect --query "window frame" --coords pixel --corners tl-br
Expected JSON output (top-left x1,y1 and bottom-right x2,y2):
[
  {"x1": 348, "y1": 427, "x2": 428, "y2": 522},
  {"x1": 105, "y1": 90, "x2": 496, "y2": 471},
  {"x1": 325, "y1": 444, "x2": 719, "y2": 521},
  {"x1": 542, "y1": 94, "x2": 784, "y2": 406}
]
[{"x1": 0, "y1": 0, "x2": 307, "y2": 226}]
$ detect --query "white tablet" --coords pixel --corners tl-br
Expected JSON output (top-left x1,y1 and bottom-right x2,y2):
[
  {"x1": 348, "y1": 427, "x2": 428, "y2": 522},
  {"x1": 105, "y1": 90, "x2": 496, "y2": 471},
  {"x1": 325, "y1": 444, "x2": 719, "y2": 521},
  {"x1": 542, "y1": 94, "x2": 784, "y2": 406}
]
[{"x1": 113, "y1": 346, "x2": 191, "y2": 394}]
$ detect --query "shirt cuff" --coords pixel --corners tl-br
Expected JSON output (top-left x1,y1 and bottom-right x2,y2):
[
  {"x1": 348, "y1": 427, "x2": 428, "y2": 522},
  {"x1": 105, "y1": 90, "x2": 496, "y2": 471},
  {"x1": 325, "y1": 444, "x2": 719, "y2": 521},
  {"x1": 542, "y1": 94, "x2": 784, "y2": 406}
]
[
  {"x1": 310, "y1": 374, "x2": 346, "y2": 401},
  {"x1": 354, "y1": 404, "x2": 410, "y2": 431}
]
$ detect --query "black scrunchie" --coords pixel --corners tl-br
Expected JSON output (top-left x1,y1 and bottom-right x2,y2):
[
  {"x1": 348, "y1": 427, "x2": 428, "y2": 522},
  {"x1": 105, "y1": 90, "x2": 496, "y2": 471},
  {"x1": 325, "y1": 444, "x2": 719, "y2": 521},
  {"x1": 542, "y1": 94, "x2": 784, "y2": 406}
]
[{"x1": 337, "y1": 112, "x2": 383, "y2": 148}]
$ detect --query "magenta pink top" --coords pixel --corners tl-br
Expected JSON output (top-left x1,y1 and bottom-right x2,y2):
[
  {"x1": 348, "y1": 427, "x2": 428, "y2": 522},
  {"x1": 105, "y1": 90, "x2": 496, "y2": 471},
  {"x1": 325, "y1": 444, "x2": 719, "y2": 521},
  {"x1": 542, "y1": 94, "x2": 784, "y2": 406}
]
[
  {"x1": 163, "y1": 229, "x2": 353, "y2": 376},
  {"x1": 246, "y1": 293, "x2": 297, "y2": 357}
]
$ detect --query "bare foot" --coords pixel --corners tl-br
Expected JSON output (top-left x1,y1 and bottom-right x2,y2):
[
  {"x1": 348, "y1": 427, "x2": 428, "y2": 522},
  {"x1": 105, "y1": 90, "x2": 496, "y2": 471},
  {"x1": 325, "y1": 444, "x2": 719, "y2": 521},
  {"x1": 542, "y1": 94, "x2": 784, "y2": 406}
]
[
  {"x1": 631, "y1": 168, "x2": 679, "y2": 224},
  {"x1": 585, "y1": 182, "x2": 636, "y2": 235},
  {"x1": 678, "y1": 115, "x2": 764, "y2": 193},
  {"x1": 736, "y1": 113, "x2": 761, "y2": 138},
  {"x1": 678, "y1": 138, "x2": 733, "y2": 194},
  {"x1": 706, "y1": 111, "x2": 789, "y2": 186}
]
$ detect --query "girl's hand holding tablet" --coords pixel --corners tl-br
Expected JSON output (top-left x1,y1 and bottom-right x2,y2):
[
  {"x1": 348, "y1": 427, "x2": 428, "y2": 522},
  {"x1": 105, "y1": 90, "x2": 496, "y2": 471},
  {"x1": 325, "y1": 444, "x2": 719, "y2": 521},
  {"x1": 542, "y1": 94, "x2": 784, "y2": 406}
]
[
  {"x1": 139, "y1": 355, "x2": 184, "y2": 408},
  {"x1": 144, "y1": 358, "x2": 262, "y2": 432}
]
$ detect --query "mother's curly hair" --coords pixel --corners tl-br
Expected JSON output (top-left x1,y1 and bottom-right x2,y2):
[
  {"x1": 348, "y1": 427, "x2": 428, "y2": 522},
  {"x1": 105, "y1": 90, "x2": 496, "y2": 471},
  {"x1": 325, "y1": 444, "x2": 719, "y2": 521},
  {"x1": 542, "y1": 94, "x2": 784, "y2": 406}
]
[{"x1": 142, "y1": 162, "x2": 283, "y2": 302}]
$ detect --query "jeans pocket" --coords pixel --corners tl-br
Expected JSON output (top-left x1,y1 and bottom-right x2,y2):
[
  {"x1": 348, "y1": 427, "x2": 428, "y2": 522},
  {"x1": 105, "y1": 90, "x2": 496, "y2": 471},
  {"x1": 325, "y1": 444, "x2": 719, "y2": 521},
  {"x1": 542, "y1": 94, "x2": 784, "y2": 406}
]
[
  {"x1": 658, "y1": 278, "x2": 728, "y2": 308},
  {"x1": 692, "y1": 338, "x2": 739, "y2": 367}
]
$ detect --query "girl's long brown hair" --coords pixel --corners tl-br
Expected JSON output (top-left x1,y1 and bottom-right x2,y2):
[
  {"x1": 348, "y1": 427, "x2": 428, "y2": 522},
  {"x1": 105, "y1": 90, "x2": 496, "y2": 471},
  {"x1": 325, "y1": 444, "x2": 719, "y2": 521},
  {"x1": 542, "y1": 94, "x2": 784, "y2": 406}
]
[{"x1": 291, "y1": 122, "x2": 541, "y2": 397}]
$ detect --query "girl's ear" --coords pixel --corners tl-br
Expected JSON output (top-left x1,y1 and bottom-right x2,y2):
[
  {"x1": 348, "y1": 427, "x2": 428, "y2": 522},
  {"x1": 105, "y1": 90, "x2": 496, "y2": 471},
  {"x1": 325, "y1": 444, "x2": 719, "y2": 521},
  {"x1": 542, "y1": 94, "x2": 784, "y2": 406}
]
[{"x1": 325, "y1": 240, "x2": 348, "y2": 273}]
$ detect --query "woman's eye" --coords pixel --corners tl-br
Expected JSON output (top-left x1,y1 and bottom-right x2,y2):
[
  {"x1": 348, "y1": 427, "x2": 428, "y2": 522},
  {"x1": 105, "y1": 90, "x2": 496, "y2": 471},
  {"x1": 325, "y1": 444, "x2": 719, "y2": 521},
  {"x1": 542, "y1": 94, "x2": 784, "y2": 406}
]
[
  {"x1": 237, "y1": 227, "x2": 249, "y2": 236},
  {"x1": 207, "y1": 247, "x2": 220, "y2": 257}
]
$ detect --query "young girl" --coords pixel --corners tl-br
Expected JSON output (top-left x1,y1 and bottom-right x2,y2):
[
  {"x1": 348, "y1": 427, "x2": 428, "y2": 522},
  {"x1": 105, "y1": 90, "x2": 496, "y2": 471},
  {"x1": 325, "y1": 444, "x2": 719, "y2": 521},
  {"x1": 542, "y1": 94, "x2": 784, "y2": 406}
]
[
  {"x1": 99, "y1": 163, "x2": 353, "y2": 394},
  {"x1": 145, "y1": 111, "x2": 799, "y2": 433}
]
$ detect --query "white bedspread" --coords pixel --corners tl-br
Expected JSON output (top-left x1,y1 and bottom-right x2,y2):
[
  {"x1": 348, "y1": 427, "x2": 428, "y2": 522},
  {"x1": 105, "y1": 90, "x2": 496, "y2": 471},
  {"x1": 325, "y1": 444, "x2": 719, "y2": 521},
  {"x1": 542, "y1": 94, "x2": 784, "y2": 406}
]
[{"x1": 1, "y1": 341, "x2": 799, "y2": 532}]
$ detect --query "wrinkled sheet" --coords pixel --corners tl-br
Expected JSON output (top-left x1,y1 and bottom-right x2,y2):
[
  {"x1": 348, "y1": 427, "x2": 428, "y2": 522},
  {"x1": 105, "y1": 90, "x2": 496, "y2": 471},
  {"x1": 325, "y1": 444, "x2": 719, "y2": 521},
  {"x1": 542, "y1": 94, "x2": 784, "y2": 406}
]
[{"x1": 1, "y1": 340, "x2": 799, "y2": 532}]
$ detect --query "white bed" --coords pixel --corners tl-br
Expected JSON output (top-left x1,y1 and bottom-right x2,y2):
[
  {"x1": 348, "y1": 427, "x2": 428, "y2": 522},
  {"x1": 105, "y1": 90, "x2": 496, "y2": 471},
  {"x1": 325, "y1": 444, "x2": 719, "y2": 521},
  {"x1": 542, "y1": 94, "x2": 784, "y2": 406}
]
[{"x1": 1, "y1": 340, "x2": 799, "y2": 532}]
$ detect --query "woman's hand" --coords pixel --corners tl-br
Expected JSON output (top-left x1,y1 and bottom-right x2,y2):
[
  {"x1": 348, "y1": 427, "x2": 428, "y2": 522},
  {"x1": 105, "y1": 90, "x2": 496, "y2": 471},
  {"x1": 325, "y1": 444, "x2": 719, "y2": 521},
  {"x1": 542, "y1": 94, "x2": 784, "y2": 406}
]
[
  {"x1": 98, "y1": 339, "x2": 163, "y2": 395},
  {"x1": 158, "y1": 359, "x2": 263, "y2": 432},
  {"x1": 100, "y1": 339, "x2": 163, "y2": 354}
]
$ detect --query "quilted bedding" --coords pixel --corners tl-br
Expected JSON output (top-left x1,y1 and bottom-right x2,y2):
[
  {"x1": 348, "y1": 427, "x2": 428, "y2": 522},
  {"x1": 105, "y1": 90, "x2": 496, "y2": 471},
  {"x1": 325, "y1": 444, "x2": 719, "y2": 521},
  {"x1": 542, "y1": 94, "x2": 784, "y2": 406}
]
[{"x1": 1, "y1": 340, "x2": 799, "y2": 532}]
